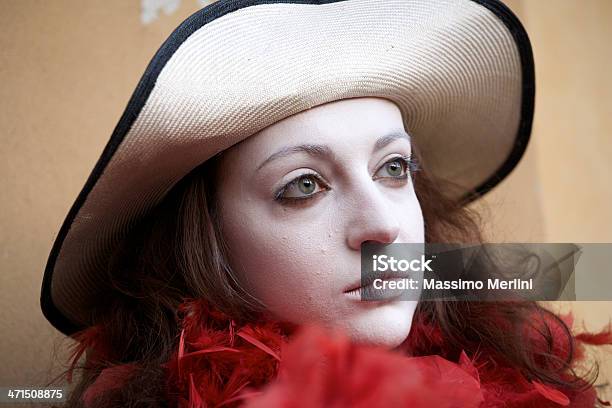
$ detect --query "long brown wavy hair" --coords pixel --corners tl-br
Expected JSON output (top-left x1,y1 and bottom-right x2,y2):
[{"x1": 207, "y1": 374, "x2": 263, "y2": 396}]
[{"x1": 56, "y1": 145, "x2": 599, "y2": 407}]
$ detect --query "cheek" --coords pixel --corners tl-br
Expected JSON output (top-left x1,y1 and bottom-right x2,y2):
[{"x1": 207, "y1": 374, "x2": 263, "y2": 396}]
[
  {"x1": 221, "y1": 203, "x2": 344, "y2": 323},
  {"x1": 394, "y1": 188, "x2": 425, "y2": 241}
]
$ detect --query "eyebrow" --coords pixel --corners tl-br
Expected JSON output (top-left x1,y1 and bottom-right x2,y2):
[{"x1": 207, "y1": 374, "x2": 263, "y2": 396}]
[
  {"x1": 256, "y1": 129, "x2": 412, "y2": 171},
  {"x1": 374, "y1": 130, "x2": 411, "y2": 151}
]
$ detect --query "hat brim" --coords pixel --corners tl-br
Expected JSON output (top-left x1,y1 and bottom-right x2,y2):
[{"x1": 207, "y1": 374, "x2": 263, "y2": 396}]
[{"x1": 42, "y1": 0, "x2": 534, "y2": 335}]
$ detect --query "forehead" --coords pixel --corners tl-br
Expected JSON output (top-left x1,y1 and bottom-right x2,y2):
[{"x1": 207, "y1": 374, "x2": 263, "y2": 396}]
[{"x1": 228, "y1": 97, "x2": 407, "y2": 157}]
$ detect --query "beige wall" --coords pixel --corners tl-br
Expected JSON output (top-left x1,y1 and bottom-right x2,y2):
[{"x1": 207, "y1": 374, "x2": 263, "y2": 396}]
[
  {"x1": 1, "y1": 0, "x2": 610, "y2": 395},
  {"x1": 475, "y1": 0, "x2": 612, "y2": 399}
]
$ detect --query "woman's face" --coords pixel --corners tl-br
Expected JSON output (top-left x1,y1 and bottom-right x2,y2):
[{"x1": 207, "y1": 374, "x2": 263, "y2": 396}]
[{"x1": 216, "y1": 97, "x2": 424, "y2": 347}]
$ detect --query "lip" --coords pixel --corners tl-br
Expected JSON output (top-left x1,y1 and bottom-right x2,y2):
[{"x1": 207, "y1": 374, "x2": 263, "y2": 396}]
[
  {"x1": 344, "y1": 277, "x2": 408, "y2": 302},
  {"x1": 342, "y1": 270, "x2": 410, "y2": 294}
]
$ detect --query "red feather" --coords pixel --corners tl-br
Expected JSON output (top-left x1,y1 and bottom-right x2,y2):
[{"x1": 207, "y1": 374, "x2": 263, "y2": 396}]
[
  {"x1": 189, "y1": 373, "x2": 204, "y2": 408},
  {"x1": 243, "y1": 325, "x2": 484, "y2": 408},
  {"x1": 575, "y1": 328, "x2": 612, "y2": 345},
  {"x1": 67, "y1": 325, "x2": 106, "y2": 383},
  {"x1": 178, "y1": 329, "x2": 186, "y2": 379},
  {"x1": 458, "y1": 350, "x2": 480, "y2": 382},
  {"x1": 237, "y1": 329, "x2": 281, "y2": 361},
  {"x1": 71, "y1": 298, "x2": 611, "y2": 407},
  {"x1": 532, "y1": 380, "x2": 570, "y2": 406}
]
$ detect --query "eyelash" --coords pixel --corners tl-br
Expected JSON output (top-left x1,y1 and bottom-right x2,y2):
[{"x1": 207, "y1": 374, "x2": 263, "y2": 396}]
[{"x1": 273, "y1": 154, "x2": 420, "y2": 204}]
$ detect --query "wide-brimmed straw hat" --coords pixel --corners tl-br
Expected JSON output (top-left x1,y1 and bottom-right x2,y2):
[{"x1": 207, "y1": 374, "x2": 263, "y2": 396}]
[{"x1": 41, "y1": 0, "x2": 534, "y2": 335}]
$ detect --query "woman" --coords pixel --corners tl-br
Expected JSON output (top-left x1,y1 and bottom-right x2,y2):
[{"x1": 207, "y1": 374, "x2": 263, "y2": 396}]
[{"x1": 42, "y1": 0, "x2": 610, "y2": 406}]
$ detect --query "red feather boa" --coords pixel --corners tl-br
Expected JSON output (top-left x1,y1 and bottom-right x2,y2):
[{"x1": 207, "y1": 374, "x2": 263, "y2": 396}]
[{"x1": 71, "y1": 299, "x2": 612, "y2": 407}]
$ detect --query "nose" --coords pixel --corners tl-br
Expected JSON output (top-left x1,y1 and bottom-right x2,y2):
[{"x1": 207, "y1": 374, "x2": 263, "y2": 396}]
[{"x1": 345, "y1": 184, "x2": 401, "y2": 251}]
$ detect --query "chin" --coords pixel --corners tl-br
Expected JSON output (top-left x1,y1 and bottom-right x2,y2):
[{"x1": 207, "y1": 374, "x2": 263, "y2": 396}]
[{"x1": 337, "y1": 300, "x2": 418, "y2": 348}]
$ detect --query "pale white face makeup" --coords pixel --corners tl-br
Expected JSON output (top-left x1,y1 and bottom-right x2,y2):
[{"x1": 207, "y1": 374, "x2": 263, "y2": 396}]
[{"x1": 215, "y1": 97, "x2": 425, "y2": 347}]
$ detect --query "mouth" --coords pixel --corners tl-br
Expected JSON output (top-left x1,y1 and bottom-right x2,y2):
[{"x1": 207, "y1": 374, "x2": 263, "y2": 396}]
[{"x1": 343, "y1": 270, "x2": 409, "y2": 298}]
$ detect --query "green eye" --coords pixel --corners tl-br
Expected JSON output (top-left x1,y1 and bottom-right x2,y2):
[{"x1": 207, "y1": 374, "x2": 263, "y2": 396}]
[
  {"x1": 276, "y1": 174, "x2": 328, "y2": 202},
  {"x1": 385, "y1": 160, "x2": 404, "y2": 177},
  {"x1": 375, "y1": 157, "x2": 408, "y2": 179},
  {"x1": 298, "y1": 176, "x2": 316, "y2": 195}
]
